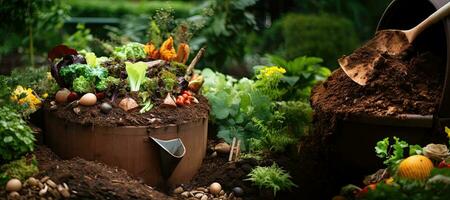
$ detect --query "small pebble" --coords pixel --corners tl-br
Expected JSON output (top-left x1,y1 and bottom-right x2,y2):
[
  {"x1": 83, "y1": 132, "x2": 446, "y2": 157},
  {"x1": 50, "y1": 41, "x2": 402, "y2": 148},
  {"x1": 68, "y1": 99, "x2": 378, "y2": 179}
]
[
  {"x1": 219, "y1": 190, "x2": 225, "y2": 195},
  {"x1": 100, "y1": 102, "x2": 113, "y2": 114},
  {"x1": 214, "y1": 143, "x2": 231, "y2": 153},
  {"x1": 173, "y1": 186, "x2": 184, "y2": 194},
  {"x1": 181, "y1": 191, "x2": 190, "y2": 198},
  {"x1": 210, "y1": 151, "x2": 217, "y2": 158},
  {"x1": 200, "y1": 194, "x2": 208, "y2": 200},
  {"x1": 195, "y1": 193, "x2": 204, "y2": 198},
  {"x1": 27, "y1": 177, "x2": 39, "y2": 187},
  {"x1": 46, "y1": 179, "x2": 57, "y2": 188},
  {"x1": 232, "y1": 187, "x2": 244, "y2": 197},
  {"x1": 73, "y1": 107, "x2": 81, "y2": 115},
  {"x1": 6, "y1": 179, "x2": 22, "y2": 192},
  {"x1": 79, "y1": 93, "x2": 97, "y2": 106},
  {"x1": 209, "y1": 182, "x2": 222, "y2": 195},
  {"x1": 8, "y1": 191, "x2": 20, "y2": 200}
]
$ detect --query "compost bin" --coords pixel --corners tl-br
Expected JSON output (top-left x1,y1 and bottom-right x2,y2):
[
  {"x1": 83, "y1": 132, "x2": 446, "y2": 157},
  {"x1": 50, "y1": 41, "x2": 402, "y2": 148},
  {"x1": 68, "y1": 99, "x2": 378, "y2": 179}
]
[{"x1": 43, "y1": 111, "x2": 208, "y2": 187}]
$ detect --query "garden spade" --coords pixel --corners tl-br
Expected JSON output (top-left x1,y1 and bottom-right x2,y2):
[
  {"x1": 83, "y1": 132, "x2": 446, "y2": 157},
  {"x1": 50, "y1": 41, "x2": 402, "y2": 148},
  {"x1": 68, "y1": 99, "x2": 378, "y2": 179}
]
[{"x1": 339, "y1": 2, "x2": 450, "y2": 86}]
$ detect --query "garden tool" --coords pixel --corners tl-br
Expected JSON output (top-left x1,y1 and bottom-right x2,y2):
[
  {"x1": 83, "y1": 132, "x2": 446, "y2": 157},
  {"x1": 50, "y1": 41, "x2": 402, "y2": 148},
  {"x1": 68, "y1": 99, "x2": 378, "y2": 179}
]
[{"x1": 339, "y1": 2, "x2": 450, "y2": 86}]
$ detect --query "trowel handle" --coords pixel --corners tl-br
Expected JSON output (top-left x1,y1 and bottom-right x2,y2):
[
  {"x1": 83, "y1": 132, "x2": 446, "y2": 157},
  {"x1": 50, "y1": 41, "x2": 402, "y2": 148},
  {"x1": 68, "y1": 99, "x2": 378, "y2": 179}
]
[{"x1": 408, "y1": 2, "x2": 450, "y2": 42}]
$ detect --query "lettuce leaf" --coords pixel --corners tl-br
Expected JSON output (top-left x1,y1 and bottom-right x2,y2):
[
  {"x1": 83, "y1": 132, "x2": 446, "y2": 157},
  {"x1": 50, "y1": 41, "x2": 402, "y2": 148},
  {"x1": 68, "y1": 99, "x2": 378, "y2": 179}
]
[
  {"x1": 125, "y1": 62, "x2": 148, "y2": 92},
  {"x1": 85, "y1": 52, "x2": 97, "y2": 67}
]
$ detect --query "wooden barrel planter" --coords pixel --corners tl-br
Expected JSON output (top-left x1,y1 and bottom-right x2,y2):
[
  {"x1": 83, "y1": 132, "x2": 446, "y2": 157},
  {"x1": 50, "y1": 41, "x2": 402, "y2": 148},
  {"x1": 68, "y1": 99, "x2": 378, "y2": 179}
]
[
  {"x1": 332, "y1": 0, "x2": 450, "y2": 185},
  {"x1": 43, "y1": 110, "x2": 208, "y2": 187}
]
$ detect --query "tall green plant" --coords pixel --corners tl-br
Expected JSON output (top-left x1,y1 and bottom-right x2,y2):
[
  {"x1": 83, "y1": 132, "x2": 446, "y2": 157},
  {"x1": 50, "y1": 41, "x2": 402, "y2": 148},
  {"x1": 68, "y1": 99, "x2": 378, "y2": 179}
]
[
  {"x1": 189, "y1": 0, "x2": 259, "y2": 68},
  {"x1": 0, "y1": 0, "x2": 68, "y2": 65}
]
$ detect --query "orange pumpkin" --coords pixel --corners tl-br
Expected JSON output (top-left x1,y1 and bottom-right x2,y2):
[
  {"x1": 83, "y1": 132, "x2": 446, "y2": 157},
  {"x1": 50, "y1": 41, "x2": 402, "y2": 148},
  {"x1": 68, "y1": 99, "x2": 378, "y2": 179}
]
[{"x1": 397, "y1": 155, "x2": 434, "y2": 180}]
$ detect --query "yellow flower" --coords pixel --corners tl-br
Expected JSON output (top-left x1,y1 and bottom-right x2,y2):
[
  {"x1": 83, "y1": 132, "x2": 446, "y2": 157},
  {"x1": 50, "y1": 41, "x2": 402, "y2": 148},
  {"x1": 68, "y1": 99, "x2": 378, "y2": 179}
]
[
  {"x1": 11, "y1": 85, "x2": 42, "y2": 112},
  {"x1": 445, "y1": 126, "x2": 450, "y2": 139},
  {"x1": 259, "y1": 66, "x2": 286, "y2": 78},
  {"x1": 47, "y1": 72, "x2": 53, "y2": 80}
]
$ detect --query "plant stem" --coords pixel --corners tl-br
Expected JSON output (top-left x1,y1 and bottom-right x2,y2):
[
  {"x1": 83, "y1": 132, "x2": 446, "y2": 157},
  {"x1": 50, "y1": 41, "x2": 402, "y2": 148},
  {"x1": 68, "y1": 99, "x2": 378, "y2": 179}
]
[{"x1": 29, "y1": 25, "x2": 35, "y2": 67}]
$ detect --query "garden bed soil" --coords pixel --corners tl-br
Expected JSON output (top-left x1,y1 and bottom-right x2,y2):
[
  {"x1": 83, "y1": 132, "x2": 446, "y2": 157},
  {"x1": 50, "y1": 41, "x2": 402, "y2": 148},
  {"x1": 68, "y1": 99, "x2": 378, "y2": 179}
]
[
  {"x1": 312, "y1": 51, "x2": 443, "y2": 117},
  {"x1": 177, "y1": 140, "x2": 302, "y2": 200},
  {"x1": 43, "y1": 95, "x2": 209, "y2": 127},
  {"x1": 33, "y1": 145, "x2": 174, "y2": 200}
]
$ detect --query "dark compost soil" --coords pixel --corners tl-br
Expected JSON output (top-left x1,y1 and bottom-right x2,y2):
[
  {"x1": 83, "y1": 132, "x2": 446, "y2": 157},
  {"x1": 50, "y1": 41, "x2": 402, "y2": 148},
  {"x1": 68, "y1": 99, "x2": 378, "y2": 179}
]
[
  {"x1": 338, "y1": 30, "x2": 412, "y2": 83},
  {"x1": 312, "y1": 51, "x2": 443, "y2": 117},
  {"x1": 43, "y1": 95, "x2": 209, "y2": 127},
  {"x1": 33, "y1": 145, "x2": 174, "y2": 200}
]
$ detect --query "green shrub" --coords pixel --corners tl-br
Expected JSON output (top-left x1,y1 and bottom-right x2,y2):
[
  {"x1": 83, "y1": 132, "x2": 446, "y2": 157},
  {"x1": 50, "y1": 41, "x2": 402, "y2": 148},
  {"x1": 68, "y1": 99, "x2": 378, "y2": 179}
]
[
  {"x1": 0, "y1": 156, "x2": 38, "y2": 185},
  {"x1": 261, "y1": 13, "x2": 359, "y2": 67},
  {"x1": 0, "y1": 106, "x2": 35, "y2": 162},
  {"x1": 9, "y1": 67, "x2": 59, "y2": 98},
  {"x1": 67, "y1": 0, "x2": 193, "y2": 18},
  {"x1": 246, "y1": 163, "x2": 297, "y2": 196}
]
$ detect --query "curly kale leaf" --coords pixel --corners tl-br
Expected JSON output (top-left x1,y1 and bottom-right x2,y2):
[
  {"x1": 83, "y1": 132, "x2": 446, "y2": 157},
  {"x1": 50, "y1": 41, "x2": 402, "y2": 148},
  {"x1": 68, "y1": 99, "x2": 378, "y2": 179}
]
[{"x1": 72, "y1": 76, "x2": 95, "y2": 93}]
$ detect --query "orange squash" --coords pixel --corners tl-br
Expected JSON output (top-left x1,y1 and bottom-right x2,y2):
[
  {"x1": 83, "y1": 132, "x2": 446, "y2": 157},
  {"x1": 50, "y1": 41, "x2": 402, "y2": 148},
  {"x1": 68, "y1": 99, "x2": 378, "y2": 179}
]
[
  {"x1": 397, "y1": 155, "x2": 434, "y2": 180},
  {"x1": 159, "y1": 37, "x2": 177, "y2": 61}
]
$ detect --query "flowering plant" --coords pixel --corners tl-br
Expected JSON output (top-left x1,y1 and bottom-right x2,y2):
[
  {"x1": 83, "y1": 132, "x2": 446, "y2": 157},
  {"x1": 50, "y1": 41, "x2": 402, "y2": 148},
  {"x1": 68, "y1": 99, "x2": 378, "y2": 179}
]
[{"x1": 10, "y1": 85, "x2": 42, "y2": 115}]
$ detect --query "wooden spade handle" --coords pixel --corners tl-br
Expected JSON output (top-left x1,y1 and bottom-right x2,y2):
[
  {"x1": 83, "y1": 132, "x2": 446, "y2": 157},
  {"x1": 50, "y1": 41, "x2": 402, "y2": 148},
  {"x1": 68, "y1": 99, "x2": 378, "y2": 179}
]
[{"x1": 408, "y1": 2, "x2": 450, "y2": 42}]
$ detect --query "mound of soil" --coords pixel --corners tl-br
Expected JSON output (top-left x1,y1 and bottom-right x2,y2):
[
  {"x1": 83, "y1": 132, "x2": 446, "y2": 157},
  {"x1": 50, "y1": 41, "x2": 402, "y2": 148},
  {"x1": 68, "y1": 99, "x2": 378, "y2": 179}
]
[
  {"x1": 43, "y1": 96, "x2": 209, "y2": 127},
  {"x1": 312, "y1": 51, "x2": 443, "y2": 116},
  {"x1": 180, "y1": 141, "x2": 302, "y2": 200},
  {"x1": 34, "y1": 146, "x2": 174, "y2": 200}
]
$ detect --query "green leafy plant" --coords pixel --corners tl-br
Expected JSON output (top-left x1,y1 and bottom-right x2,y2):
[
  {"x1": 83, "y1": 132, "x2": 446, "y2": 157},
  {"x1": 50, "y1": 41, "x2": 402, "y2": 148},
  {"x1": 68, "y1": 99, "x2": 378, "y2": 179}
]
[
  {"x1": 0, "y1": 106, "x2": 35, "y2": 162},
  {"x1": 64, "y1": 24, "x2": 94, "y2": 51},
  {"x1": 375, "y1": 137, "x2": 422, "y2": 171},
  {"x1": 125, "y1": 61, "x2": 148, "y2": 92},
  {"x1": 1, "y1": 0, "x2": 68, "y2": 66},
  {"x1": 253, "y1": 66, "x2": 287, "y2": 100},
  {"x1": 202, "y1": 64, "x2": 314, "y2": 152},
  {"x1": 362, "y1": 177, "x2": 450, "y2": 200},
  {"x1": 276, "y1": 101, "x2": 312, "y2": 136},
  {"x1": 96, "y1": 76, "x2": 120, "y2": 92},
  {"x1": 9, "y1": 67, "x2": 59, "y2": 98},
  {"x1": 0, "y1": 156, "x2": 38, "y2": 185},
  {"x1": 249, "y1": 118, "x2": 296, "y2": 153},
  {"x1": 59, "y1": 63, "x2": 109, "y2": 93},
  {"x1": 245, "y1": 163, "x2": 297, "y2": 196},
  {"x1": 72, "y1": 76, "x2": 95, "y2": 93},
  {"x1": 188, "y1": 0, "x2": 259, "y2": 68},
  {"x1": 160, "y1": 70, "x2": 177, "y2": 95},
  {"x1": 139, "y1": 91, "x2": 154, "y2": 114},
  {"x1": 201, "y1": 68, "x2": 272, "y2": 150},
  {"x1": 113, "y1": 42, "x2": 146, "y2": 61},
  {"x1": 266, "y1": 55, "x2": 331, "y2": 100}
]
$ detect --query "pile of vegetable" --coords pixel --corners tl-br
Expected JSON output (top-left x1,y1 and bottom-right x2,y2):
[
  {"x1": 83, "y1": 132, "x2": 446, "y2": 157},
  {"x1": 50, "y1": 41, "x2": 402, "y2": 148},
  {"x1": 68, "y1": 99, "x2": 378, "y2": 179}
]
[
  {"x1": 47, "y1": 36, "x2": 205, "y2": 115},
  {"x1": 334, "y1": 130, "x2": 450, "y2": 200}
]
